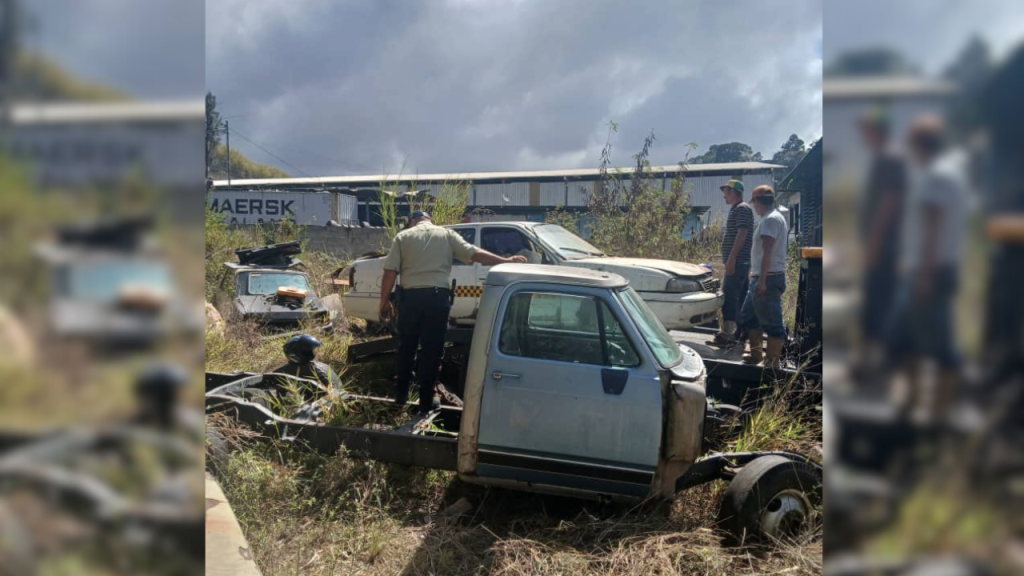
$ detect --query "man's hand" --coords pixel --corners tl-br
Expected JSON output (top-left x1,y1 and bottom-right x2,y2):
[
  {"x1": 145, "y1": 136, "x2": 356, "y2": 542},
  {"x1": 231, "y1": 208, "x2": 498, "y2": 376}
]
[
  {"x1": 725, "y1": 257, "x2": 736, "y2": 276},
  {"x1": 755, "y1": 278, "x2": 767, "y2": 297},
  {"x1": 379, "y1": 300, "x2": 395, "y2": 323},
  {"x1": 507, "y1": 255, "x2": 528, "y2": 263}
]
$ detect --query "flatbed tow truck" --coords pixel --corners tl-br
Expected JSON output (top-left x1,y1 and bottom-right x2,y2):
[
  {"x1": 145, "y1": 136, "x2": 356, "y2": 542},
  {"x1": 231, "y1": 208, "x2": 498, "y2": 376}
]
[{"x1": 208, "y1": 263, "x2": 821, "y2": 545}]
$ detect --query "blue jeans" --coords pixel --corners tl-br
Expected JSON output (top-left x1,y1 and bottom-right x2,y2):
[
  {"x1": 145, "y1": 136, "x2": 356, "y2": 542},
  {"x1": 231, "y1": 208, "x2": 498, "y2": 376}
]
[
  {"x1": 884, "y1": 267, "x2": 959, "y2": 369},
  {"x1": 722, "y1": 261, "x2": 751, "y2": 323},
  {"x1": 739, "y1": 274, "x2": 787, "y2": 338}
]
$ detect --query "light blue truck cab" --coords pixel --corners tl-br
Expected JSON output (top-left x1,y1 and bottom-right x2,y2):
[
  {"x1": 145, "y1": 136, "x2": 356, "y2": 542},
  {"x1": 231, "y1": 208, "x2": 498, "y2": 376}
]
[{"x1": 457, "y1": 264, "x2": 707, "y2": 500}]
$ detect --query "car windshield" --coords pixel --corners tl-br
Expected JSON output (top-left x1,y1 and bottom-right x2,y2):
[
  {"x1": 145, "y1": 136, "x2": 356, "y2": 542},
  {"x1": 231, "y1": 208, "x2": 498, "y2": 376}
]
[
  {"x1": 616, "y1": 286, "x2": 683, "y2": 368},
  {"x1": 247, "y1": 272, "x2": 311, "y2": 295},
  {"x1": 68, "y1": 261, "x2": 172, "y2": 302},
  {"x1": 532, "y1": 224, "x2": 606, "y2": 260}
]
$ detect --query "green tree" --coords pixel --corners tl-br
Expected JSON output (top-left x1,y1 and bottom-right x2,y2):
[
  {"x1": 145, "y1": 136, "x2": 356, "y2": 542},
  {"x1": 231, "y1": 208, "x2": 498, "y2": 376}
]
[
  {"x1": 770, "y1": 133, "x2": 807, "y2": 172},
  {"x1": 690, "y1": 141, "x2": 761, "y2": 164}
]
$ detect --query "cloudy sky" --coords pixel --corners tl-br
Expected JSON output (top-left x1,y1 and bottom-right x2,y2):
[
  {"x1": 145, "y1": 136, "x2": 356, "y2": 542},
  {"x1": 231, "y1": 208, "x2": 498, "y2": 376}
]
[
  {"x1": 26, "y1": 2, "x2": 1020, "y2": 178},
  {"x1": 203, "y1": 0, "x2": 822, "y2": 177},
  {"x1": 824, "y1": 0, "x2": 1024, "y2": 74},
  {"x1": 23, "y1": 0, "x2": 205, "y2": 98}
]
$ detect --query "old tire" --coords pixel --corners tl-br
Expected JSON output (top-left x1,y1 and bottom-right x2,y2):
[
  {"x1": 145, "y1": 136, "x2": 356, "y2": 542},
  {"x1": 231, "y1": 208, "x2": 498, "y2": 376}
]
[
  {"x1": 0, "y1": 501, "x2": 35, "y2": 576},
  {"x1": 718, "y1": 455, "x2": 821, "y2": 546}
]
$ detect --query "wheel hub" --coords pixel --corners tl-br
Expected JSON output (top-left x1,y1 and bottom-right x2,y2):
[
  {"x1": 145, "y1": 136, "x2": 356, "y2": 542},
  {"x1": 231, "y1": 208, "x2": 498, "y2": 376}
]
[{"x1": 761, "y1": 489, "x2": 810, "y2": 540}]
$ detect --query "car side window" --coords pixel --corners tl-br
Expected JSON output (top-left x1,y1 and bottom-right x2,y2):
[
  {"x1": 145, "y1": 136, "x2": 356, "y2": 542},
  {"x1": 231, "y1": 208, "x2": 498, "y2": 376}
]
[
  {"x1": 499, "y1": 292, "x2": 640, "y2": 367},
  {"x1": 453, "y1": 228, "x2": 476, "y2": 265},
  {"x1": 481, "y1": 227, "x2": 530, "y2": 258}
]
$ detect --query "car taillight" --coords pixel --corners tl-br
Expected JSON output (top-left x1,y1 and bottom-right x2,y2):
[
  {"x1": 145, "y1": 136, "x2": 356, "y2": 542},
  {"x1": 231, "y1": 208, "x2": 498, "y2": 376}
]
[{"x1": 349, "y1": 267, "x2": 355, "y2": 291}]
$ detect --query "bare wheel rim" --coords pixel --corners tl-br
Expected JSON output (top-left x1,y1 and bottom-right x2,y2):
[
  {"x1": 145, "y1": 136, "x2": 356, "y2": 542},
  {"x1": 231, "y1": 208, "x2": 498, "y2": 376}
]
[{"x1": 760, "y1": 489, "x2": 811, "y2": 540}]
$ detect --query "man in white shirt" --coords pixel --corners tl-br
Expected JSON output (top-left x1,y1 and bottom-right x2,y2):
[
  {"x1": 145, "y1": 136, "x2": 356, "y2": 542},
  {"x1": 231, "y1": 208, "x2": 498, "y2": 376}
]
[
  {"x1": 738, "y1": 185, "x2": 789, "y2": 368},
  {"x1": 885, "y1": 115, "x2": 967, "y2": 420}
]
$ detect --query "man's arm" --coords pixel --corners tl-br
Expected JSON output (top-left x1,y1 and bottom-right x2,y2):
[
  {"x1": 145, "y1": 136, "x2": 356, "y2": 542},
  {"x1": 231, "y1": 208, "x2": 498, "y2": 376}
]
[
  {"x1": 727, "y1": 228, "x2": 749, "y2": 271},
  {"x1": 379, "y1": 237, "x2": 402, "y2": 321},
  {"x1": 379, "y1": 269, "x2": 398, "y2": 321},
  {"x1": 866, "y1": 193, "x2": 899, "y2": 265},
  {"x1": 471, "y1": 250, "x2": 526, "y2": 266},
  {"x1": 758, "y1": 236, "x2": 776, "y2": 283},
  {"x1": 918, "y1": 203, "x2": 943, "y2": 299}
]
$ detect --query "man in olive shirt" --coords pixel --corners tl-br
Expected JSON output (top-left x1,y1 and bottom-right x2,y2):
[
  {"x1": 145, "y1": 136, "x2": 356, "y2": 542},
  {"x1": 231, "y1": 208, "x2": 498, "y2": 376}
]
[{"x1": 380, "y1": 211, "x2": 526, "y2": 414}]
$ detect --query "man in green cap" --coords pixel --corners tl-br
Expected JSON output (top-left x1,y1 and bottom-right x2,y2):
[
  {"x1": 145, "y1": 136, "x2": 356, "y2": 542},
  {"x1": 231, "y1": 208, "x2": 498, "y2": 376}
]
[
  {"x1": 856, "y1": 104, "x2": 906, "y2": 381},
  {"x1": 711, "y1": 179, "x2": 754, "y2": 346}
]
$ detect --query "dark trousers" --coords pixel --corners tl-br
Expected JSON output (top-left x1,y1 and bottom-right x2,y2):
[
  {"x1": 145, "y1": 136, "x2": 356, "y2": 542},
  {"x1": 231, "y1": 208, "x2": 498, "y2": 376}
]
[
  {"x1": 862, "y1": 261, "x2": 897, "y2": 342},
  {"x1": 394, "y1": 287, "x2": 451, "y2": 411},
  {"x1": 722, "y1": 261, "x2": 751, "y2": 324}
]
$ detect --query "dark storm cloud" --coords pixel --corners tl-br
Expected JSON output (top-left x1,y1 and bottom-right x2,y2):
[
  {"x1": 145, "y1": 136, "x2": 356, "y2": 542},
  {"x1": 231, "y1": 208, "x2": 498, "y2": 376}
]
[
  {"x1": 207, "y1": 0, "x2": 822, "y2": 176},
  {"x1": 824, "y1": 0, "x2": 1024, "y2": 74},
  {"x1": 23, "y1": 0, "x2": 205, "y2": 98}
]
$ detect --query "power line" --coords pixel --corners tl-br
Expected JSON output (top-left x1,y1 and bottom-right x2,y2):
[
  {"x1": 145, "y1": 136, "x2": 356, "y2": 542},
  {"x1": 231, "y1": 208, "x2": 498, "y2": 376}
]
[{"x1": 230, "y1": 127, "x2": 315, "y2": 178}]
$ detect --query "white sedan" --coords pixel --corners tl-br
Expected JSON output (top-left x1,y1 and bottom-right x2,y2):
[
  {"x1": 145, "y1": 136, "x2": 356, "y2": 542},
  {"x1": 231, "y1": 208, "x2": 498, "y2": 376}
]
[{"x1": 342, "y1": 221, "x2": 723, "y2": 331}]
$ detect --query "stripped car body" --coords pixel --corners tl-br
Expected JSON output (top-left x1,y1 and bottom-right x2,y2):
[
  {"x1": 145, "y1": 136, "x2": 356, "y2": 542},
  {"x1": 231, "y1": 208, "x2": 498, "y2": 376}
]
[
  {"x1": 218, "y1": 241, "x2": 336, "y2": 333},
  {"x1": 342, "y1": 222, "x2": 723, "y2": 330},
  {"x1": 209, "y1": 264, "x2": 820, "y2": 542},
  {"x1": 34, "y1": 216, "x2": 203, "y2": 347}
]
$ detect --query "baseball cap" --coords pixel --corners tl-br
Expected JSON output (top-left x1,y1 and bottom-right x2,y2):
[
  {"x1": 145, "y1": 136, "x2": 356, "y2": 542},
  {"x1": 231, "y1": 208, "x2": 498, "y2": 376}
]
[
  {"x1": 411, "y1": 210, "x2": 432, "y2": 220},
  {"x1": 751, "y1": 184, "x2": 775, "y2": 202},
  {"x1": 860, "y1": 105, "x2": 890, "y2": 129},
  {"x1": 720, "y1": 179, "x2": 744, "y2": 193}
]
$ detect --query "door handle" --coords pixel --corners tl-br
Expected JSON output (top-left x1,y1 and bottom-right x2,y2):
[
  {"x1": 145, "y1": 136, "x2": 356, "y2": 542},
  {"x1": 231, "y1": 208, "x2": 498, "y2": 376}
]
[{"x1": 491, "y1": 371, "x2": 520, "y2": 381}]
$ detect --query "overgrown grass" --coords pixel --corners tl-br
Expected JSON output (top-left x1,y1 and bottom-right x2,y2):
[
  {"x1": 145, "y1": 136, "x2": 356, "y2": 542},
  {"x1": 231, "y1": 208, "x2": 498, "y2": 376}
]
[{"x1": 210, "y1": 427, "x2": 822, "y2": 576}]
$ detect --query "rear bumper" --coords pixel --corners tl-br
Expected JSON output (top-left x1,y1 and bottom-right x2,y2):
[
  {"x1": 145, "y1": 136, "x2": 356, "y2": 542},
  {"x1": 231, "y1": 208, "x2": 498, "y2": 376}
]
[{"x1": 638, "y1": 291, "x2": 723, "y2": 330}]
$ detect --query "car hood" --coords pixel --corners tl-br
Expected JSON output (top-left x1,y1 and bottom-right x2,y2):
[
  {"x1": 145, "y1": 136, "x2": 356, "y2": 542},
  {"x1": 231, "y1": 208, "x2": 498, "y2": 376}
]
[
  {"x1": 569, "y1": 257, "x2": 708, "y2": 278},
  {"x1": 234, "y1": 294, "x2": 327, "y2": 320}
]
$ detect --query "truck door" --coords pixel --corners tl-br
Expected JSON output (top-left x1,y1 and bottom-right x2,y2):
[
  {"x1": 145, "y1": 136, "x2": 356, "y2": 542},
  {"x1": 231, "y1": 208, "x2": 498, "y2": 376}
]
[
  {"x1": 476, "y1": 286, "x2": 663, "y2": 497},
  {"x1": 449, "y1": 227, "x2": 479, "y2": 321}
]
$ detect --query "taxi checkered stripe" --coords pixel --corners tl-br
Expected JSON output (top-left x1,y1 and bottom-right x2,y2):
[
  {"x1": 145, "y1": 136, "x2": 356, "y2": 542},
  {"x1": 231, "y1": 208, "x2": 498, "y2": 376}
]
[{"x1": 454, "y1": 285, "x2": 484, "y2": 298}]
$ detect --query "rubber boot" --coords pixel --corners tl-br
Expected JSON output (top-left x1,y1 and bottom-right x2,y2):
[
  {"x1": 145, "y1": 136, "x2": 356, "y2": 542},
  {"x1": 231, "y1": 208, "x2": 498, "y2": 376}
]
[
  {"x1": 743, "y1": 329, "x2": 764, "y2": 365},
  {"x1": 765, "y1": 336, "x2": 785, "y2": 369}
]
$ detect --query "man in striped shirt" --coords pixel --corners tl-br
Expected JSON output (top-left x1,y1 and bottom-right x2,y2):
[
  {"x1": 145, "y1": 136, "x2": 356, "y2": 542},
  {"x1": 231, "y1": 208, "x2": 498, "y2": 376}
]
[{"x1": 712, "y1": 179, "x2": 754, "y2": 346}]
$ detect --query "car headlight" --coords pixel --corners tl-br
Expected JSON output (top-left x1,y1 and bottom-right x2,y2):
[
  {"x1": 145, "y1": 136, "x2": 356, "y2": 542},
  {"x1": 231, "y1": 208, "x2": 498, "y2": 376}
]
[{"x1": 666, "y1": 277, "x2": 702, "y2": 293}]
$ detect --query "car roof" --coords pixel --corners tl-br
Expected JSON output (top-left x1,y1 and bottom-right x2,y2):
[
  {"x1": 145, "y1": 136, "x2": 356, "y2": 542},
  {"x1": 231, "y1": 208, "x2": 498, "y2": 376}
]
[
  {"x1": 485, "y1": 263, "x2": 628, "y2": 289},
  {"x1": 450, "y1": 221, "x2": 543, "y2": 229}
]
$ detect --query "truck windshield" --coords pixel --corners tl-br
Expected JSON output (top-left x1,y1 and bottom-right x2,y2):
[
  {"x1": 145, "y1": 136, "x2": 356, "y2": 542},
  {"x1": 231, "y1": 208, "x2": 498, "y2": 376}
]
[
  {"x1": 617, "y1": 287, "x2": 683, "y2": 367},
  {"x1": 532, "y1": 224, "x2": 606, "y2": 260},
  {"x1": 247, "y1": 272, "x2": 311, "y2": 295},
  {"x1": 68, "y1": 261, "x2": 172, "y2": 303}
]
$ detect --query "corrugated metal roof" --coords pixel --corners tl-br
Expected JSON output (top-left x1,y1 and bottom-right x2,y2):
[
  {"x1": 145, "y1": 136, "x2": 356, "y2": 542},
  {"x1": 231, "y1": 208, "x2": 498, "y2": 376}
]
[
  {"x1": 823, "y1": 76, "x2": 956, "y2": 100},
  {"x1": 212, "y1": 162, "x2": 783, "y2": 188},
  {"x1": 9, "y1": 100, "x2": 205, "y2": 125}
]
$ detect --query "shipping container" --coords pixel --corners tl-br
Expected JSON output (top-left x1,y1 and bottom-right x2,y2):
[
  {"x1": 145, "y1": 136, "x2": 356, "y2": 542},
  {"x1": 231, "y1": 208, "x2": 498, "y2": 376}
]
[
  {"x1": 336, "y1": 193, "x2": 360, "y2": 225},
  {"x1": 210, "y1": 190, "x2": 340, "y2": 226}
]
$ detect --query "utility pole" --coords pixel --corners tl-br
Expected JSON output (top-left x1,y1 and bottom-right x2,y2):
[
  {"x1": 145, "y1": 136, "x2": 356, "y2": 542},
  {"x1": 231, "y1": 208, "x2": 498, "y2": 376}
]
[
  {"x1": 0, "y1": 0, "x2": 19, "y2": 130},
  {"x1": 225, "y1": 120, "x2": 231, "y2": 186}
]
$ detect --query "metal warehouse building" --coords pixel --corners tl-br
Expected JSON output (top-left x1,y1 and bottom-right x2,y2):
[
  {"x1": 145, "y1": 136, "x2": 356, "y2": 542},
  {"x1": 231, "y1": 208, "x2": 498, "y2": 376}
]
[{"x1": 212, "y1": 161, "x2": 782, "y2": 227}]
